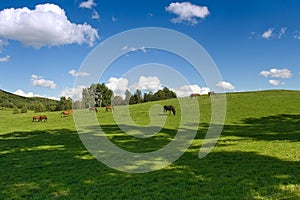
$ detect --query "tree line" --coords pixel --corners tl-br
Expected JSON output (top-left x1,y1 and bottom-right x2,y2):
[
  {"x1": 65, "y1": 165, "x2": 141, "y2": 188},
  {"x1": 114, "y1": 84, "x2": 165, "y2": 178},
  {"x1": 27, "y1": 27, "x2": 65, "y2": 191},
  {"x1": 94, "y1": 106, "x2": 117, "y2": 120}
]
[
  {"x1": 0, "y1": 83, "x2": 177, "y2": 113},
  {"x1": 80, "y1": 83, "x2": 177, "y2": 108}
]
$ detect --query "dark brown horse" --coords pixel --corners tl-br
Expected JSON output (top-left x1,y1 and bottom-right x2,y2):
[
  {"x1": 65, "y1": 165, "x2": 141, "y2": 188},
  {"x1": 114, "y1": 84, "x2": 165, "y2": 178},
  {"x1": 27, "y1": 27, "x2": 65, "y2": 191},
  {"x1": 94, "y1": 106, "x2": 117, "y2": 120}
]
[
  {"x1": 105, "y1": 105, "x2": 114, "y2": 112},
  {"x1": 61, "y1": 110, "x2": 73, "y2": 117},
  {"x1": 208, "y1": 91, "x2": 216, "y2": 97},
  {"x1": 190, "y1": 93, "x2": 200, "y2": 99},
  {"x1": 89, "y1": 107, "x2": 98, "y2": 112},
  {"x1": 163, "y1": 105, "x2": 176, "y2": 115}
]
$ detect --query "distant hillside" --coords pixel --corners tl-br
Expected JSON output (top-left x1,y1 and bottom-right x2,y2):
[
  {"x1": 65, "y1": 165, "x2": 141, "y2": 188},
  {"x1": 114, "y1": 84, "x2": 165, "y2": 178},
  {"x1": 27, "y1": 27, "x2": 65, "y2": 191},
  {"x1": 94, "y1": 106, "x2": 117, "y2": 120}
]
[{"x1": 0, "y1": 89, "x2": 59, "y2": 111}]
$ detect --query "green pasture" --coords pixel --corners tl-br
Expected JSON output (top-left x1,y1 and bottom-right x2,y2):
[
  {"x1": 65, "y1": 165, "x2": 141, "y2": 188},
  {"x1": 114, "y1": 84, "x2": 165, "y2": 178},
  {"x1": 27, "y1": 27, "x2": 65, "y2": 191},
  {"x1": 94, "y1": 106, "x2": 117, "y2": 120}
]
[{"x1": 0, "y1": 90, "x2": 299, "y2": 199}]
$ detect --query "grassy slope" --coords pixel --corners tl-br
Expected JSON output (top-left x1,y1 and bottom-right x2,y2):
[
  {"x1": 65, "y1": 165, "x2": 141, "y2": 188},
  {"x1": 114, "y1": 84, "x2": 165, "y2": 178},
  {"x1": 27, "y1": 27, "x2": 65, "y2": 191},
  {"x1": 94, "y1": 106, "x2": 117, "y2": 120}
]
[{"x1": 0, "y1": 90, "x2": 299, "y2": 199}]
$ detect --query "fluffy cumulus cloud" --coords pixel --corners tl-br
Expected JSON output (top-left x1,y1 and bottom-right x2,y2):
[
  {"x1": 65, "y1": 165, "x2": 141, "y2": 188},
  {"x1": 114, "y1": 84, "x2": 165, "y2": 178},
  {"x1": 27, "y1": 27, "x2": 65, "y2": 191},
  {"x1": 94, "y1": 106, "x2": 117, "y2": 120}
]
[
  {"x1": 0, "y1": 4, "x2": 99, "y2": 48},
  {"x1": 31, "y1": 74, "x2": 56, "y2": 89},
  {"x1": 166, "y1": 2, "x2": 210, "y2": 25},
  {"x1": 216, "y1": 81, "x2": 236, "y2": 90},
  {"x1": 60, "y1": 85, "x2": 86, "y2": 100},
  {"x1": 171, "y1": 84, "x2": 210, "y2": 97},
  {"x1": 13, "y1": 89, "x2": 58, "y2": 100},
  {"x1": 69, "y1": 69, "x2": 89, "y2": 77},
  {"x1": 259, "y1": 68, "x2": 292, "y2": 79},
  {"x1": 106, "y1": 77, "x2": 129, "y2": 94},
  {"x1": 269, "y1": 80, "x2": 284, "y2": 86},
  {"x1": 130, "y1": 76, "x2": 162, "y2": 91}
]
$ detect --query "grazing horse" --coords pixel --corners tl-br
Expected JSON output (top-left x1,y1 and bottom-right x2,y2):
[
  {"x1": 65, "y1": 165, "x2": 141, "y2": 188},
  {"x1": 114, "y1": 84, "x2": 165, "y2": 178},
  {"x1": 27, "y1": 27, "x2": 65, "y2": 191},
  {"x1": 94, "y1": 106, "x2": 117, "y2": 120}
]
[
  {"x1": 61, "y1": 110, "x2": 73, "y2": 117},
  {"x1": 89, "y1": 107, "x2": 98, "y2": 113},
  {"x1": 32, "y1": 115, "x2": 41, "y2": 122},
  {"x1": 32, "y1": 115, "x2": 47, "y2": 122},
  {"x1": 190, "y1": 93, "x2": 200, "y2": 99},
  {"x1": 208, "y1": 91, "x2": 216, "y2": 97},
  {"x1": 39, "y1": 115, "x2": 48, "y2": 122},
  {"x1": 105, "y1": 105, "x2": 114, "y2": 112},
  {"x1": 163, "y1": 105, "x2": 176, "y2": 115}
]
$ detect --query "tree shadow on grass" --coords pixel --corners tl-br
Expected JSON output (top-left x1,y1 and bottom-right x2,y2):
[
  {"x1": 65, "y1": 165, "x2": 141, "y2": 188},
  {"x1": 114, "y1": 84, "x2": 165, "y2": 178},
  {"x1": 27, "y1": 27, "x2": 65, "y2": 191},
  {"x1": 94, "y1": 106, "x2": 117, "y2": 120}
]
[
  {"x1": 222, "y1": 114, "x2": 300, "y2": 142},
  {"x1": 0, "y1": 115, "x2": 299, "y2": 199}
]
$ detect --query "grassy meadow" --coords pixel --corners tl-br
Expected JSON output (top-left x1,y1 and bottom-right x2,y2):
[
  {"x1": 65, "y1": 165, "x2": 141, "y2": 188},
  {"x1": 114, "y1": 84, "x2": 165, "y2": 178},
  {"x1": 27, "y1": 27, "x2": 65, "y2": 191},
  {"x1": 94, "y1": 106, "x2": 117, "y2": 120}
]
[{"x1": 0, "y1": 90, "x2": 299, "y2": 199}]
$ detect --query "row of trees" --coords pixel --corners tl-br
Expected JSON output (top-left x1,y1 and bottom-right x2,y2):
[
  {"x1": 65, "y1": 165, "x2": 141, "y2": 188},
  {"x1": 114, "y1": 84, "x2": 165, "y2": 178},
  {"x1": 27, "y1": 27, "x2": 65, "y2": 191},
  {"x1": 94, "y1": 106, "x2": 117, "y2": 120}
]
[
  {"x1": 1, "y1": 83, "x2": 177, "y2": 112},
  {"x1": 80, "y1": 83, "x2": 177, "y2": 108}
]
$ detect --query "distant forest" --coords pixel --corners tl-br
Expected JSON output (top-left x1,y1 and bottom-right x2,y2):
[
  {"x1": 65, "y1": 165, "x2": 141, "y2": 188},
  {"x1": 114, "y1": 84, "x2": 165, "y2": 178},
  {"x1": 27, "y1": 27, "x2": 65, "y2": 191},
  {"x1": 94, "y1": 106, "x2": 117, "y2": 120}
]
[
  {"x1": 0, "y1": 89, "x2": 71, "y2": 113},
  {"x1": 0, "y1": 84, "x2": 177, "y2": 112}
]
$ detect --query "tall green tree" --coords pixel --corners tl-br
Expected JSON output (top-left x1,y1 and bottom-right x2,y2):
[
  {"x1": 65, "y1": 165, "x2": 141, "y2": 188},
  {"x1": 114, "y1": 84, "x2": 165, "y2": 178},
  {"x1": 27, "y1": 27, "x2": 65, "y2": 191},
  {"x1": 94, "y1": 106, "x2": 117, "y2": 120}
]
[
  {"x1": 124, "y1": 89, "x2": 131, "y2": 105},
  {"x1": 57, "y1": 97, "x2": 72, "y2": 111}
]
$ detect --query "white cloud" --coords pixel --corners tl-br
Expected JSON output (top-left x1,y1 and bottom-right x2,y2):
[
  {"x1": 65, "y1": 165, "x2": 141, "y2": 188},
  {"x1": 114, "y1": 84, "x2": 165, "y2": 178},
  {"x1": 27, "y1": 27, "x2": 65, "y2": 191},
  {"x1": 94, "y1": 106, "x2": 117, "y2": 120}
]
[
  {"x1": 13, "y1": 89, "x2": 58, "y2": 100},
  {"x1": 0, "y1": 55, "x2": 10, "y2": 62},
  {"x1": 171, "y1": 84, "x2": 210, "y2": 97},
  {"x1": 262, "y1": 28, "x2": 274, "y2": 39},
  {"x1": 121, "y1": 45, "x2": 148, "y2": 53},
  {"x1": 0, "y1": 4, "x2": 99, "y2": 48},
  {"x1": 269, "y1": 79, "x2": 284, "y2": 86},
  {"x1": 259, "y1": 68, "x2": 292, "y2": 79},
  {"x1": 106, "y1": 77, "x2": 129, "y2": 93},
  {"x1": 79, "y1": 0, "x2": 96, "y2": 9},
  {"x1": 216, "y1": 81, "x2": 236, "y2": 90},
  {"x1": 166, "y1": 2, "x2": 210, "y2": 25},
  {"x1": 131, "y1": 76, "x2": 162, "y2": 92},
  {"x1": 69, "y1": 69, "x2": 89, "y2": 77},
  {"x1": 294, "y1": 31, "x2": 300, "y2": 40},
  {"x1": 278, "y1": 27, "x2": 287, "y2": 39},
  {"x1": 31, "y1": 74, "x2": 56, "y2": 89},
  {"x1": 60, "y1": 85, "x2": 86, "y2": 100},
  {"x1": 261, "y1": 27, "x2": 287, "y2": 39},
  {"x1": 13, "y1": 89, "x2": 36, "y2": 98},
  {"x1": 92, "y1": 10, "x2": 100, "y2": 19}
]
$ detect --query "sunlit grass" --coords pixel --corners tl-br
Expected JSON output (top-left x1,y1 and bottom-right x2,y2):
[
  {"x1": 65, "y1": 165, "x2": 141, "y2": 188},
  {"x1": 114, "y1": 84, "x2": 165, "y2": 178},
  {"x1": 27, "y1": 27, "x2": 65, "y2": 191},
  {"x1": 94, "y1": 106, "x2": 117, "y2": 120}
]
[{"x1": 0, "y1": 90, "x2": 299, "y2": 199}]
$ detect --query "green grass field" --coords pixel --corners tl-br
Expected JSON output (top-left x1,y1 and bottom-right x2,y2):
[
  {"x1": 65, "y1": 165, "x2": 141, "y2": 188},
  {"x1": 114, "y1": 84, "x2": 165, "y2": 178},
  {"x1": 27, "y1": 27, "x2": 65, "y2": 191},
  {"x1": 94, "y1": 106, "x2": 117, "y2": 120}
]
[{"x1": 0, "y1": 90, "x2": 299, "y2": 199}]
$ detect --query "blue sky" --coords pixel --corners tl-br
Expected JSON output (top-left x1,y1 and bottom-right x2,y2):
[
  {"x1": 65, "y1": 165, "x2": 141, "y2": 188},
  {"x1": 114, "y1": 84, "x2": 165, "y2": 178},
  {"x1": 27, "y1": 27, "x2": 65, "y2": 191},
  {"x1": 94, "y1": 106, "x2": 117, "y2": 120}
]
[{"x1": 0, "y1": 0, "x2": 299, "y2": 99}]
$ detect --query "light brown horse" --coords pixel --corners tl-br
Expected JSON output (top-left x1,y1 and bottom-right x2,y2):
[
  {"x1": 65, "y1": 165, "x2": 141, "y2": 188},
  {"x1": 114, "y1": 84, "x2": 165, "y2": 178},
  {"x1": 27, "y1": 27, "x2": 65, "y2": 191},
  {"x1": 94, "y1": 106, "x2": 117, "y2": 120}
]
[
  {"x1": 61, "y1": 110, "x2": 73, "y2": 117},
  {"x1": 105, "y1": 105, "x2": 114, "y2": 112}
]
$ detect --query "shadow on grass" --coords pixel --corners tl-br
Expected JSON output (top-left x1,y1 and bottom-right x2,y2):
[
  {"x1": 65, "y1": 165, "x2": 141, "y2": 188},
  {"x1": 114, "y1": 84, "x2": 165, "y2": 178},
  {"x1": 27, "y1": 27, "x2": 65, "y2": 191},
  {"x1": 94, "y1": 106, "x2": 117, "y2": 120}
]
[
  {"x1": 222, "y1": 114, "x2": 300, "y2": 142},
  {"x1": 0, "y1": 114, "x2": 299, "y2": 199}
]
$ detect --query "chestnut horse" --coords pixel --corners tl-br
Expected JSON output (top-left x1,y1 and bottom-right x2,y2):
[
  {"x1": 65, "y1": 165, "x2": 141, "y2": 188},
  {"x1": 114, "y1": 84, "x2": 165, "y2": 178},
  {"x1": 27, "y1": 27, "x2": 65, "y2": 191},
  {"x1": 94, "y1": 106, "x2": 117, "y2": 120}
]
[
  {"x1": 61, "y1": 110, "x2": 73, "y2": 117},
  {"x1": 39, "y1": 115, "x2": 48, "y2": 121},
  {"x1": 163, "y1": 105, "x2": 176, "y2": 115},
  {"x1": 105, "y1": 105, "x2": 114, "y2": 112},
  {"x1": 32, "y1": 115, "x2": 47, "y2": 122},
  {"x1": 32, "y1": 115, "x2": 41, "y2": 122}
]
